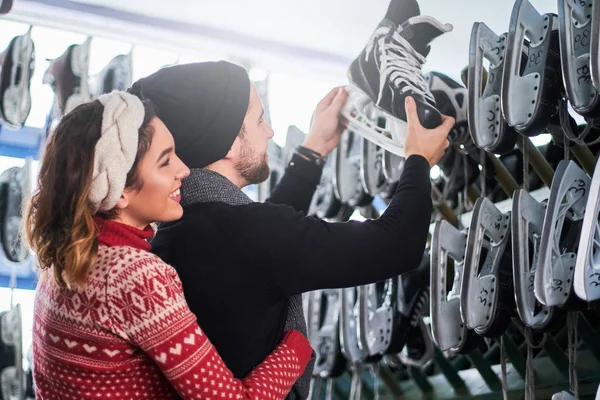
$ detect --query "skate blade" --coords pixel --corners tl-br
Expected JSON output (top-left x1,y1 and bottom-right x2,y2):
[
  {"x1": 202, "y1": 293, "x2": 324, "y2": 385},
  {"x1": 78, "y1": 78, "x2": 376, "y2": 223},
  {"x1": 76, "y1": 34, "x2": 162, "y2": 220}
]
[
  {"x1": 501, "y1": 0, "x2": 560, "y2": 136},
  {"x1": 536, "y1": 160, "x2": 589, "y2": 307},
  {"x1": 575, "y1": 156, "x2": 600, "y2": 301},
  {"x1": 341, "y1": 84, "x2": 407, "y2": 157},
  {"x1": 430, "y1": 220, "x2": 473, "y2": 353},
  {"x1": 468, "y1": 22, "x2": 518, "y2": 154},
  {"x1": 358, "y1": 280, "x2": 396, "y2": 356},
  {"x1": 592, "y1": 0, "x2": 600, "y2": 91},
  {"x1": 461, "y1": 197, "x2": 513, "y2": 337},
  {"x1": 558, "y1": 0, "x2": 600, "y2": 118},
  {"x1": 339, "y1": 287, "x2": 368, "y2": 364},
  {"x1": 512, "y1": 190, "x2": 558, "y2": 330}
]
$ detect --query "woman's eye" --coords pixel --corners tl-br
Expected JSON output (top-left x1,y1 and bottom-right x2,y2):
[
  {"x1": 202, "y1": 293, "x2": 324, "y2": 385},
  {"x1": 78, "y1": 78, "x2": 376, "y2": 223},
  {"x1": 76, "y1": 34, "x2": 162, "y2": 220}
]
[{"x1": 161, "y1": 158, "x2": 171, "y2": 167}]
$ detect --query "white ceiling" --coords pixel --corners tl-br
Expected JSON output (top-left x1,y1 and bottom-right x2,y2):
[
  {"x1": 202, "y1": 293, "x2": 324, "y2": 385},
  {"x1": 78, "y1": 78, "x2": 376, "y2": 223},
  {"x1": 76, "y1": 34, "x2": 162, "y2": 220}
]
[
  {"x1": 67, "y1": 0, "x2": 557, "y2": 81},
  {"x1": 10, "y1": 0, "x2": 558, "y2": 83}
]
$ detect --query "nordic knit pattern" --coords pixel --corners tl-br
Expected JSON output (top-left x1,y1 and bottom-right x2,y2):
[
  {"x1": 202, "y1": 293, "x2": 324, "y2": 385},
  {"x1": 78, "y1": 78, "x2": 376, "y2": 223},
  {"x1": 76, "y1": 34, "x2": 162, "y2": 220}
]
[{"x1": 32, "y1": 218, "x2": 312, "y2": 400}]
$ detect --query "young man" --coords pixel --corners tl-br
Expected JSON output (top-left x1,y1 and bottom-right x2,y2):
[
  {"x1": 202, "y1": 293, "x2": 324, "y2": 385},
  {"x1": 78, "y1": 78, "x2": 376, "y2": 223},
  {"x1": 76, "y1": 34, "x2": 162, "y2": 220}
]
[{"x1": 129, "y1": 59, "x2": 451, "y2": 399}]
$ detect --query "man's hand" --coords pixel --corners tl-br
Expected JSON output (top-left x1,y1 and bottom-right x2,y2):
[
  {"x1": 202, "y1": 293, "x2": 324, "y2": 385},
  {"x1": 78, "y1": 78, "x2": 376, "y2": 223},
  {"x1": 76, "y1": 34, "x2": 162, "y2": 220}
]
[
  {"x1": 302, "y1": 87, "x2": 348, "y2": 157},
  {"x1": 404, "y1": 96, "x2": 452, "y2": 167}
]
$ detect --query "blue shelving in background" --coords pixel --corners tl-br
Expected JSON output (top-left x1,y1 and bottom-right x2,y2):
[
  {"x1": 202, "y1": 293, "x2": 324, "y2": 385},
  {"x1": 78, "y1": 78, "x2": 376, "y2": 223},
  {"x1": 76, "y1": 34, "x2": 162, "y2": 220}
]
[
  {"x1": 0, "y1": 122, "x2": 42, "y2": 160},
  {"x1": 0, "y1": 122, "x2": 41, "y2": 289}
]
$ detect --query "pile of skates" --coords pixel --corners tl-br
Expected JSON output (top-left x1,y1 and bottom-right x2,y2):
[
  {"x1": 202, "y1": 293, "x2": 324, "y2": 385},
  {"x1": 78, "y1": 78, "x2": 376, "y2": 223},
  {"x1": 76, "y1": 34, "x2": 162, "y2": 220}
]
[{"x1": 262, "y1": 0, "x2": 600, "y2": 398}]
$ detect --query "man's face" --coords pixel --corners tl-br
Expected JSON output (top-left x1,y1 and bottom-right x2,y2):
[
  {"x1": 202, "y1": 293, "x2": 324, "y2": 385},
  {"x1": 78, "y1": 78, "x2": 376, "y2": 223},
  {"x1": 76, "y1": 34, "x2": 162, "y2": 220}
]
[{"x1": 234, "y1": 83, "x2": 274, "y2": 185}]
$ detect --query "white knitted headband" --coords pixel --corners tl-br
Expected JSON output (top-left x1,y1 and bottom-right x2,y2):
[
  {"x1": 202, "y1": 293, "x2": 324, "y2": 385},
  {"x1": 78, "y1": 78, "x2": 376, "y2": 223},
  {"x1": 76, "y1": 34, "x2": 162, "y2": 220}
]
[{"x1": 89, "y1": 90, "x2": 145, "y2": 213}]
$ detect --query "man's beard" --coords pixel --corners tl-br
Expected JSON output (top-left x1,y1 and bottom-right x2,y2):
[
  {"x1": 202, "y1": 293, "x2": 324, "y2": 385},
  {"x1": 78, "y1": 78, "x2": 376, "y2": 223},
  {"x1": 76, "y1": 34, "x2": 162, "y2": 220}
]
[{"x1": 235, "y1": 140, "x2": 270, "y2": 185}]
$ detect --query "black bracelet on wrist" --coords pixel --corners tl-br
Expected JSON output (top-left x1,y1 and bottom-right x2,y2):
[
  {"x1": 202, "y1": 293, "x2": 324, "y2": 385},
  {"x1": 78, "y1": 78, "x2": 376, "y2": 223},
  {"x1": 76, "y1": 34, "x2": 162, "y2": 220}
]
[{"x1": 295, "y1": 146, "x2": 325, "y2": 167}]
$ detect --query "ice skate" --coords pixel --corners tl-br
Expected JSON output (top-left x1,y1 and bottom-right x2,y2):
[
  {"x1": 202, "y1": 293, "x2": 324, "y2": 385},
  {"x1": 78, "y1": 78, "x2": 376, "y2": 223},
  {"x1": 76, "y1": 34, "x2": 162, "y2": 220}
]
[{"x1": 341, "y1": 6, "x2": 452, "y2": 156}]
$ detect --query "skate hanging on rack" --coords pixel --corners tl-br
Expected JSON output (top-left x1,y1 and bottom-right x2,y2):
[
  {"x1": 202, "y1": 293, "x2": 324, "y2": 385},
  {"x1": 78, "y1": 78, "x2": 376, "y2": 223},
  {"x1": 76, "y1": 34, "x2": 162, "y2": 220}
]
[
  {"x1": 89, "y1": 52, "x2": 133, "y2": 98},
  {"x1": 0, "y1": 159, "x2": 32, "y2": 264},
  {"x1": 591, "y1": 0, "x2": 600, "y2": 92},
  {"x1": 467, "y1": 22, "x2": 519, "y2": 154},
  {"x1": 385, "y1": 254, "x2": 434, "y2": 367},
  {"x1": 536, "y1": 160, "x2": 590, "y2": 307},
  {"x1": 340, "y1": 287, "x2": 369, "y2": 365},
  {"x1": 425, "y1": 71, "x2": 471, "y2": 151},
  {"x1": 339, "y1": 287, "x2": 369, "y2": 400},
  {"x1": 333, "y1": 129, "x2": 373, "y2": 208},
  {"x1": 430, "y1": 220, "x2": 479, "y2": 353},
  {"x1": 558, "y1": 0, "x2": 600, "y2": 118},
  {"x1": 306, "y1": 289, "x2": 346, "y2": 378},
  {"x1": 0, "y1": 26, "x2": 35, "y2": 129},
  {"x1": 309, "y1": 148, "x2": 351, "y2": 220},
  {"x1": 461, "y1": 197, "x2": 514, "y2": 338},
  {"x1": 357, "y1": 279, "x2": 396, "y2": 358},
  {"x1": 501, "y1": 0, "x2": 563, "y2": 137},
  {"x1": 341, "y1": 7, "x2": 452, "y2": 156},
  {"x1": 359, "y1": 114, "x2": 396, "y2": 197},
  {"x1": 574, "y1": 156, "x2": 600, "y2": 301},
  {"x1": 512, "y1": 190, "x2": 564, "y2": 330},
  {"x1": 43, "y1": 37, "x2": 92, "y2": 120}
]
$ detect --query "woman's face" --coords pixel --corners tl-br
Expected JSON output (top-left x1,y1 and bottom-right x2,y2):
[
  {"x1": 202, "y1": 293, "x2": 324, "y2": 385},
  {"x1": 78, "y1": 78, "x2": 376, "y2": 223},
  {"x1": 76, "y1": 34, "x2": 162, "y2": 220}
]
[{"x1": 119, "y1": 117, "x2": 190, "y2": 229}]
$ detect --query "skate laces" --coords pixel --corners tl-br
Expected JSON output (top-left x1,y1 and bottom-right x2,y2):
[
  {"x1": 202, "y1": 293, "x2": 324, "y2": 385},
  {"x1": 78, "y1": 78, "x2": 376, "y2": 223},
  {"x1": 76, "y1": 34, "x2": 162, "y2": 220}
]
[{"x1": 378, "y1": 30, "x2": 435, "y2": 106}]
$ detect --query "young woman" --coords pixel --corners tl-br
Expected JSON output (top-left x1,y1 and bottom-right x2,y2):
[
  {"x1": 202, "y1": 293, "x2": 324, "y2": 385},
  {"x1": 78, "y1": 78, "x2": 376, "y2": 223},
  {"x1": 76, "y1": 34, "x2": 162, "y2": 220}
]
[{"x1": 25, "y1": 91, "x2": 313, "y2": 400}]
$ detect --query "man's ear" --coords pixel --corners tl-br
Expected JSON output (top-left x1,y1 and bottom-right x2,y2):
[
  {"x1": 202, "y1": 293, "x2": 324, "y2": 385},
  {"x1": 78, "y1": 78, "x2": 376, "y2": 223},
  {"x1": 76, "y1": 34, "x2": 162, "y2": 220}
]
[{"x1": 225, "y1": 135, "x2": 242, "y2": 160}]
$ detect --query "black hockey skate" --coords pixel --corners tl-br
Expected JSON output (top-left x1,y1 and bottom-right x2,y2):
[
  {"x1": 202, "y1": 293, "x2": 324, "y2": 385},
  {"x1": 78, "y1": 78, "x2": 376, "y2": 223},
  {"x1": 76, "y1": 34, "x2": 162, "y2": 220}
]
[
  {"x1": 384, "y1": 253, "x2": 437, "y2": 366},
  {"x1": 342, "y1": 9, "x2": 452, "y2": 156}
]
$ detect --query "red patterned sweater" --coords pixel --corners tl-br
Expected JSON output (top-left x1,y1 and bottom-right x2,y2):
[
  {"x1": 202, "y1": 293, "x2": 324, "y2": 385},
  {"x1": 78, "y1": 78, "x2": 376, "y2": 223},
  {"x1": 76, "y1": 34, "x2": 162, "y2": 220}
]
[{"x1": 32, "y1": 218, "x2": 313, "y2": 400}]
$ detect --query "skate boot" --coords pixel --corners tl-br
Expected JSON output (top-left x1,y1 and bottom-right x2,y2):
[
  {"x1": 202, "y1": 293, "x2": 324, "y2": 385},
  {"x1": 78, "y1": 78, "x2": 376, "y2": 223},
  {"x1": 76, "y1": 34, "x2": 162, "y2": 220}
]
[
  {"x1": 342, "y1": 8, "x2": 452, "y2": 156},
  {"x1": 386, "y1": 253, "x2": 431, "y2": 355}
]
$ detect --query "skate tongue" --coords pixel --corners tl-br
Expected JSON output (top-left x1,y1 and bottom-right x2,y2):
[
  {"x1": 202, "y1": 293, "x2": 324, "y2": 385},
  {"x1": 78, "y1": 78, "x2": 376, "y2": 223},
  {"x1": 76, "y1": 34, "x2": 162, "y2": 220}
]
[
  {"x1": 397, "y1": 15, "x2": 453, "y2": 57},
  {"x1": 384, "y1": 0, "x2": 421, "y2": 26}
]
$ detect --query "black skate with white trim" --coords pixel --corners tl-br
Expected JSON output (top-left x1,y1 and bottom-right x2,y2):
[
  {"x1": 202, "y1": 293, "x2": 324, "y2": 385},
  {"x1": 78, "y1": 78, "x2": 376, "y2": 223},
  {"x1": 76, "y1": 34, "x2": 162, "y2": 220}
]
[{"x1": 342, "y1": 11, "x2": 452, "y2": 156}]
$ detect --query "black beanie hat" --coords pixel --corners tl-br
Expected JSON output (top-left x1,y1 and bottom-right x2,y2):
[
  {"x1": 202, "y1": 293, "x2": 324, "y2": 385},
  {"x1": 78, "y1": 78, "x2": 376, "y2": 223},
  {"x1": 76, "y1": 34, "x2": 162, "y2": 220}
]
[{"x1": 128, "y1": 61, "x2": 251, "y2": 169}]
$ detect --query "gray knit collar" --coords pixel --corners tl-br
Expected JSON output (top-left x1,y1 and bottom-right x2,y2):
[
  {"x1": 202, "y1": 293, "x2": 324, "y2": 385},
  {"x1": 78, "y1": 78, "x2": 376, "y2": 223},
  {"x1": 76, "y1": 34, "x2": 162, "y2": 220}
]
[{"x1": 180, "y1": 168, "x2": 252, "y2": 207}]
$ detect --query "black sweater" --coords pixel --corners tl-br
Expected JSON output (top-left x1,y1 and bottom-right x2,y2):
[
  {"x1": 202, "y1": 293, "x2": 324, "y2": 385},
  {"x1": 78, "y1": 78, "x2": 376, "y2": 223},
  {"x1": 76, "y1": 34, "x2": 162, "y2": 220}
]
[{"x1": 151, "y1": 153, "x2": 432, "y2": 380}]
